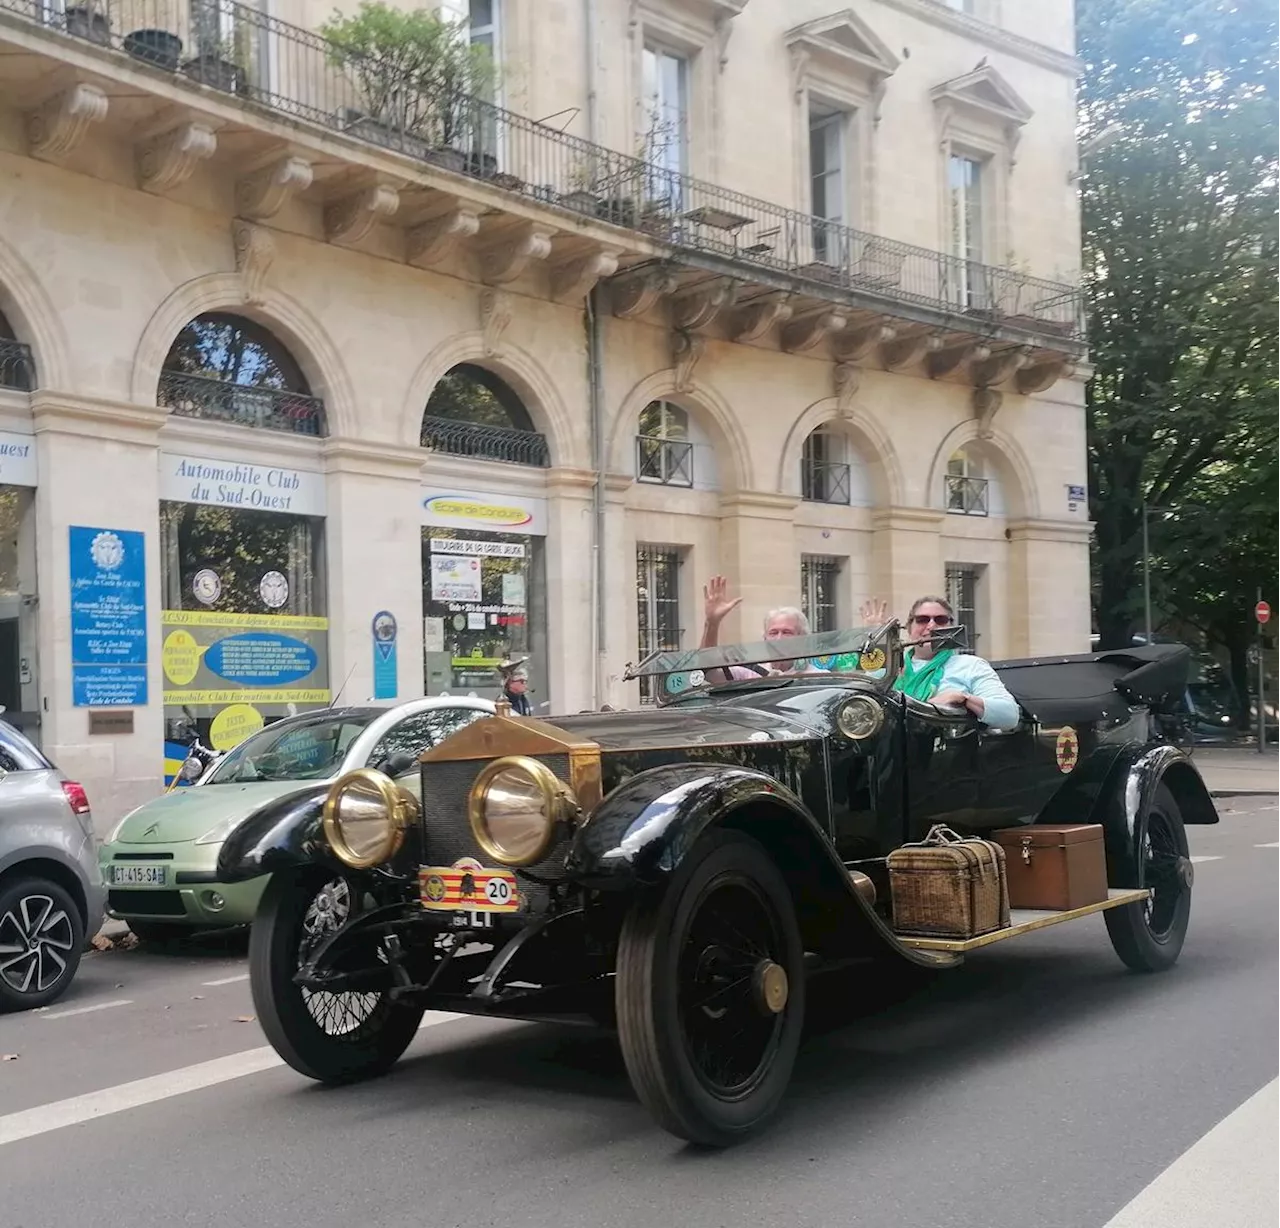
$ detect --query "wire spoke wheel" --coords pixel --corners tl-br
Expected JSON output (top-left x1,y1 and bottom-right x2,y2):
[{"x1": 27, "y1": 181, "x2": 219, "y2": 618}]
[{"x1": 298, "y1": 878, "x2": 385, "y2": 1039}]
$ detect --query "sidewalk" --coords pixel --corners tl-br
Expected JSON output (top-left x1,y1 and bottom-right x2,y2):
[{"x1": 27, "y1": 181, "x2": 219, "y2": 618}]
[{"x1": 1186, "y1": 746, "x2": 1278, "y2": 797}]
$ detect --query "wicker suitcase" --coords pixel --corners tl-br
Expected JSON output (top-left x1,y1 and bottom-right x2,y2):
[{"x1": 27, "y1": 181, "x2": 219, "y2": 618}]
[{"x1": 887, "y1": 825, "x2": 1011, "y2": 938}]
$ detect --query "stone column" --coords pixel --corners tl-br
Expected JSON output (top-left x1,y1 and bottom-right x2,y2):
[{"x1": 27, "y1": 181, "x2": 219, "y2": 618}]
[
  {"x1": 870, "y1": 506, "x2": 947, "y2": 618},
  {"x1": 717, "y1": 491, "x2": 802, "y2": 642},
  {"x1": 32, "y1": 393, "x2": 167, "y2": 836},
  {"x1": 1007, "y1": 518, "x2": 1094, "y2": 655},
  {"x1": 542, "y1": 467, "x2": 596, "y2": 716},
  {"x1": 601, "y1": 475, "x2": 634, "y2": 711},
  {"x1": 322, "y1": 439, "x2": 426, "y2": 706}
]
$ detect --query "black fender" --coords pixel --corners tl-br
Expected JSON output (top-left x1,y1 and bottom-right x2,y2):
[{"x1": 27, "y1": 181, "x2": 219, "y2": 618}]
[
  {"x1": 215, "y1": 783, "x2": 341, "y2": 883},
  {"x1": 1094, "y1": 744, "x2": 1217, "y2": 889},
  {"x1": 566, "y1": 763, "x2": 958, "y2": 968}
]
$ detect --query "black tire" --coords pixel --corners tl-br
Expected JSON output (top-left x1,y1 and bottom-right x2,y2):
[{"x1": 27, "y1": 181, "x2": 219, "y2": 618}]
[
  {"x1": 0, "y1": 876, "x2": 84, "y2": 1012},
  {"x1": 1105, "y1": 783, "x2": 1193, "y2": 973},
  {"x1": 249, "y1": 869, "x2": 423, "y2": 1083},
  {"x1": 126, "y1": 920, "x2": 191, "y2": 945},
  {"x1": 615, "y1": 829, "x2": 806, "y2": 1146}
]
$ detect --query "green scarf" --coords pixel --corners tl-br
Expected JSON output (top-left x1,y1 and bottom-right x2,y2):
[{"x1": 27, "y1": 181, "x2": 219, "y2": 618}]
[{"x1": 893, "y1": 647, "x2": 956, "y2": 700}]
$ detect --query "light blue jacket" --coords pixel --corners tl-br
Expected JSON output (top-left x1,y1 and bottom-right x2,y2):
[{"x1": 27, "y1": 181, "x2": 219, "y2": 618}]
[{"x1": 913, "y1": 651, "x2": 1022, "y2": 732}]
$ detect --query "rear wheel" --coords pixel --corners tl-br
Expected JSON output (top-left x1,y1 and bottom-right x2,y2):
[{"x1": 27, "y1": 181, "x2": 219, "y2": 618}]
[
  {"x1": 1105, "y1": 783, "x2": 1193, "y2": 972},
  {"x1": 615, "y1": 830, "x2": 805, "y2": 1146},
  {"x1": 0, "y1": 876, "x2": 84, "y2": 1012},
  {"x1": 249, "y1": 869, "x2": 423, "y2": 1082}
]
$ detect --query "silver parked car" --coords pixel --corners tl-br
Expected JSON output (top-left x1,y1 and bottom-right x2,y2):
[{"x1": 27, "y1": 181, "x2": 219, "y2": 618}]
[{"x1": 0, "y1": 719, "x2": 105, "y2": 1011}]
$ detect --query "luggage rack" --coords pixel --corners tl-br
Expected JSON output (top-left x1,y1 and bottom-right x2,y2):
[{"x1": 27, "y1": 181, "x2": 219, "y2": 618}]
[{"x1": 896, "y1": 888, "x2": 1150, "y2": 953}]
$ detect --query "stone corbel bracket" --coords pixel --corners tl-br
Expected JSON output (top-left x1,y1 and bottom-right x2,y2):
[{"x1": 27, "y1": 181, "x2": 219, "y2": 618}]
[
  {"x1": 671, "y1": 330, "x2": 706, "y2": 393},
  {"x1": 550, "y1": 242, "x2": 621, "y2": 301},
  {"x1": 232, "y1": 219, "x2": 275, "y2": 306},
  {"x1": 406, "y1": 203, "x2": 481, "y2": 269},
  {"x1": 1015, "y1": 353, "x2": 1075, "y2": 395},
  {"x1": 972, "y1": 345, "x2": 1032, "y2": 389},
  {"x1": 610, "y1": 267, "x2": 679, "y2": 320},
  {"x1": 973, "y1": 387, "x2": 1002, "y2": 439},
  {"x1": 782, "y1": 310, "x2": 847, "y2": 354},
  {"x1": 729, "y1": 295, "x2": 793, "y2": 343},
  {"x1": 236, "y1": 156, "x2": 313, "y2": 220},
  {"x1": 833, "y1": 362, "x2": 861, "y2": 418},
  {"x1": 832, "y1": 321, "x2": 895, "y2": 364},
  {"x1": 479, "y1": 288, "x2": 513, "y2": 356},
  {"x1": 138, "y1": 122, "x2": 217, "y2": 194},
  {"x1": 27, "y1": 83, "x2": 107, "y2": 160},
  {"x1": 325, "y1": 182, "x2": 400, "y2": 245},
  {"x1": 671, "y1": 280, "x2": 736, "y2": 331},
  {"x1": 480, "y1": 222, "x2": 554, "y2": 285},
  {"x1": 927, "y1": 338, "x2": 991, "y2": 381},
  {"x1": 882, "y1": 328, "x2": 942, "y2": 373}
]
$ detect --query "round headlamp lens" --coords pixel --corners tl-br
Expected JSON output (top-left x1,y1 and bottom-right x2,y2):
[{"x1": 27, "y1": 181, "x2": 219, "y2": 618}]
[
  {"x1": 837, "y1": 696, "x2": 884, "y2": 740},
  {"x1": 469, "y1": 757, "x2": 573, "y2": 866},
  {"x1": 323, "y1": 769, "x2": 412, "y2": 868}
]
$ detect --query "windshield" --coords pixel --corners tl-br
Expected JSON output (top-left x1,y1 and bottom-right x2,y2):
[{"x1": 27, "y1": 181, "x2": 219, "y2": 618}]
[
  {"x1": 203, "y1": 713, "x2": 377, "y2": 784},
  {"x1": 626, "y1": 624, "x2": 897, "y2": 705}
]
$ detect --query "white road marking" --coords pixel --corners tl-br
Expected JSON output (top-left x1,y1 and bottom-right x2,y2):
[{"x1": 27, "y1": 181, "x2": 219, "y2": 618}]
[
  {"x1": 201, "y1": 973, "x2": 250, "y2": 986},
  {"x1": 1256, "y1": 842, "x2": 1279, "y2": 849},
  {"x1": 1189, "y1": 855, "x2": 1223, "y2": 864},
  {"x1": 40, "y1": 999, "x2": 133, "y2": 1020},
  {"x1": 0, "y1": 1010, "x2": 468, "y2": 1148},
  {"x1": 1102, "y1": 1078, "x2": 1279, "y2": 1228}
]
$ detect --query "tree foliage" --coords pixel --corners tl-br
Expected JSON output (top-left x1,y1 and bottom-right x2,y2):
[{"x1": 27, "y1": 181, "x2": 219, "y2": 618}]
[{"x1": 1078, "y1": 0, "x2": 1278, "y2": 688}]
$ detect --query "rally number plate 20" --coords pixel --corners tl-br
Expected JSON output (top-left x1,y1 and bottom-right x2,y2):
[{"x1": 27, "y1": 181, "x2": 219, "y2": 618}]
[{"x1": 419, "y1": 864, "x2": 520, "y2": 913}]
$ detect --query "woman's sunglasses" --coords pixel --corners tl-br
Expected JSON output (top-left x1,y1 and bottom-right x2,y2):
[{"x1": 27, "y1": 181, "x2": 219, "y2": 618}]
[{"x1": 912, "y1": 614, "x2": 952, "y2": 625}]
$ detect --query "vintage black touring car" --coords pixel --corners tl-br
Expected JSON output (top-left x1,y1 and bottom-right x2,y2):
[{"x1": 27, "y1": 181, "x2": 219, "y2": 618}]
[{"x1": 218, "y1": 621, "x2": 1216, "y2": 1146}]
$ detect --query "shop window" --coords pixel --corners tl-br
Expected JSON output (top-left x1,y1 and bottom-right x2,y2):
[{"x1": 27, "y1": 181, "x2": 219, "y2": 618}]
[
  {"x1": 0, "y1": 486, "x2": 37, "y2": 737},
  {"x1": 422, "y1": 528, "x2": 547, "y2": 706},
  {"x1": 422, "y1": 364, "x2": 550, "y2": 467},
  {"x1": 801, "y1": 555, "x2": 842, "y2": 633},
  {"x1": 637, "y1": 401, "x2": 693, "y2": 486},
  {"x1": 159, "y1": 501, "x2": 329, "y2": 757},
  {"x1": 158, "y1": 313, "x2": 326, "y2": 437},
  {"x1": 0, "y1": 310, "x2": 35, "y2": 393},
  {"x1": 636, "y1": 545, "x2": 682, "y2": 702}
]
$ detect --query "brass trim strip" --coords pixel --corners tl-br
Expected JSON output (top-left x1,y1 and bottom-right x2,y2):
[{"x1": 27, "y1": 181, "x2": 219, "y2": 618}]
[
  {"x1": 568, "y1": 747, "x2": 603, "y2": 812},
  {"x1": 898, "y1": 888, "x2": 1150, "y2": 952}
]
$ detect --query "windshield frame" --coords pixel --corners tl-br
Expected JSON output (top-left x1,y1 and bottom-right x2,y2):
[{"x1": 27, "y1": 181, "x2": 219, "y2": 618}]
[{"x1": 626, "y1": 622, "x2": 903, "y2": 706}]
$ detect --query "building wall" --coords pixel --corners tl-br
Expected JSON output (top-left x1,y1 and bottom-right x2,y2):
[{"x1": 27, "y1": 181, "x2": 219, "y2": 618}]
[{"x1": 0, "y1": 0, "x2": 1091, "y2": 832}]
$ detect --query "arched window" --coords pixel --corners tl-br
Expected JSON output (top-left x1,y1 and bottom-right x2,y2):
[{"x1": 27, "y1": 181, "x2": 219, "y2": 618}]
[
  {"x1": 801, "y1": 426, "x2": 850, "y2": 504},
  {"x1": 158, "y1": 313, "x2": 325, "y2": 437},
  {"x1": 422, "y1": 364, "x2": 549, "y2": 466},
  {"x1": 637, "y1": 400, "x2": 692, "y2": 486},
  {"x1": 0, "y1": 309, "x2": 34, "y2": 393},
  {"x1": 945, "y1": 447, "x2": 990, "y2": 516}
]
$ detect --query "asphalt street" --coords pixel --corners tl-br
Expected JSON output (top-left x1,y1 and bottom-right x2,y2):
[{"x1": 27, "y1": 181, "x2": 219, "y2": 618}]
[{"x1": 1, "y1": 797, "x2": 1275, "y2": 1228}]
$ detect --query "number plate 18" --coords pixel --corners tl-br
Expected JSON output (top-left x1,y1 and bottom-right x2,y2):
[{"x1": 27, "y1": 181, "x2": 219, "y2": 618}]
[{"x1": 419, "y1": 865, "x2": 520, "y2": 913}]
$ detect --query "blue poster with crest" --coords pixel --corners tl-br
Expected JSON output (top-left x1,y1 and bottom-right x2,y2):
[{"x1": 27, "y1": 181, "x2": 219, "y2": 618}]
[{"x1": 69, "y1": 526, "x2": 148, "y2": 707}]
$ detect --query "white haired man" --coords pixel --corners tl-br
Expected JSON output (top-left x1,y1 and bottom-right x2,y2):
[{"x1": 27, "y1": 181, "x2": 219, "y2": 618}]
[{"x1": 700, "y1": 574, "x2": 828, "y2": 679}]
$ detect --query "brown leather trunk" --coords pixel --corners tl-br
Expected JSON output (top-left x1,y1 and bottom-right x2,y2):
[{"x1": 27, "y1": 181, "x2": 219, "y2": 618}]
[{"x1": 991, "y1": 824, "x2": 1108, "y2": 911}]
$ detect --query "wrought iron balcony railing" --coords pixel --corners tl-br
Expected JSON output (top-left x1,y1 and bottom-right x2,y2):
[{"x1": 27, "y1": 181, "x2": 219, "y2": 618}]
[
  {"x1": 636, "y1": 436, "x2": 694, "y2": 486},
  {"x1": 802, "y1": 460, "x2": 852, "y2": 506},
  {"x1": 158, "y1": 369, "x2": 326, "y2": 435},
  {"x1": 945, "y1": 474, "x2": 990, "y2": 516},
  {"x1": 0, "y1": 0, "x2": 1084, "y2": 340},
  {"x1": 421, "y1": 415, "x2": 550, "y2": 467},
  {"x1": 0, "y1": 338, "x2": 35, "y2": 391}
]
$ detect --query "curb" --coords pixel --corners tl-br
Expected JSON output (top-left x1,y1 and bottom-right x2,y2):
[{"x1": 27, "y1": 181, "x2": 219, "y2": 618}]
[{"x1": 1210, "y1": 789, "x2": 1279, "y2": 799}]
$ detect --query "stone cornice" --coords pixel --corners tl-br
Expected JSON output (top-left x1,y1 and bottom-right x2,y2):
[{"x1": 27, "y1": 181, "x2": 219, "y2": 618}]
[
  {"x1": 871, "y1": 0, "x2": 1082, "y2": 76},
  {"x1": 718, "y1": 489, "x2": 800, "y2": 520},
  {"x1": 421, "y1": 450, "x2": 550, "y2": 500},
  {"x1": 871, "y1": 505, "x2": 948, "y2": 532},
  {"x1": 160, "y1": 415, "x2": 324, "y2": 466},
  {"x1": 322, "y1": 437, "x2": 425, "y2": 479},
  {"x1": 31, "y1": 392, "x2": 168, "y2": 442},
  {"x1": 544, "y1": 466, "x2": 599, "y2": 497},
  {"x1": 1006, "y1": 517, "x2": 1093, "y2": 544}
]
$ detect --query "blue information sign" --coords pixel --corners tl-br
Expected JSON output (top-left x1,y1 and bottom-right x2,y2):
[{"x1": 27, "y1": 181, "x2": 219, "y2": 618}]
[
  {"x1": 70, "y1": 526, "x2": 148, "y2": 707},
  {"x1": 372, "y1": 610, "x2": 398, "y2": 701}
]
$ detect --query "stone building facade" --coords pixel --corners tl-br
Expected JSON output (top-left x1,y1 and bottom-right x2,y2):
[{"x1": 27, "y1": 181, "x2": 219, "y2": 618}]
[{"x1": 0, "y1": 0, "x2": 1091, "y2": 830}]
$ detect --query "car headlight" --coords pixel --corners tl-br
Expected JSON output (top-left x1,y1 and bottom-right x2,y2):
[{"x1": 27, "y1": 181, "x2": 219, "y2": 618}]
[
  {"x1": 195, "y1": 814, "x2": 244, "y2": 846},
  {"x1": 468, "y1": 756, "x2": 578, "y2": 867},
  {"x1": 837, "y1": 696, "x2": 884, "y2": 740},
  {"x1": 322, "y1": 768, "x2": 418, "y2": 869},
  {"x1": 105, "y1": 807, "x2": 143, "y2": 845}
]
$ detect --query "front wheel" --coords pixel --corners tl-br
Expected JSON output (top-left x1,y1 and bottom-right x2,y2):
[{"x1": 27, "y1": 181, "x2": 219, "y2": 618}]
[
  {"x1": 0, "y1": 876, "x2": 84, "y2": 1012},
  {"x1": 1105, "y1": 783, "x2": 1193, "y2": 973},
  {"x1": 615, "y1": 830, "x2": 806, "y2": 1146},
  {"x1": 249, "y1": 869, "x2": 423, "y2": 1083}
]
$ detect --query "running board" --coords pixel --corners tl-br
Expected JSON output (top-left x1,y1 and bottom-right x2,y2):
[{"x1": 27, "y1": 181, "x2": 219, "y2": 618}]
[{"x1": 896, "y1": 888, "x2": 1150, "y2": 953}]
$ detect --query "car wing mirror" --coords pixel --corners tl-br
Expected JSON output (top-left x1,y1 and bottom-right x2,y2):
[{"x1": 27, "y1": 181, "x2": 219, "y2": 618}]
[{"x1": 375, "y1": 750, "x2": 418, "y2": 778}]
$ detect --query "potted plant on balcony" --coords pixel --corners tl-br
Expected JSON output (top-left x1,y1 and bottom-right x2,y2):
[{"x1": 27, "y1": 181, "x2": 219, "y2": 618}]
[
  {"x1": 124, "y1": 8, "x2": 185, "y2": 73},
  {"x1": 321, "y1": 3, "x2": 496, "y2": 170},
  {"x1": 183, "y1": 36, "x2": 246, "y2": 94},
  {"x1": 62, "y1": 0, "x2": 110, "y2": 45}
]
